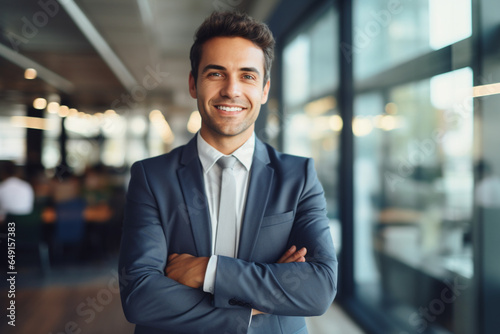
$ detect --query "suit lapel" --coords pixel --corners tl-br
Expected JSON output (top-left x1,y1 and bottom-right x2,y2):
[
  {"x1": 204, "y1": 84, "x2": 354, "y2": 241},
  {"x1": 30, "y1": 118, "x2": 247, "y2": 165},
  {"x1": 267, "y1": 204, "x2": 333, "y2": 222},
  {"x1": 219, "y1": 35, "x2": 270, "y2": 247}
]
[
  {"x1": 177, "y1": 137, "x2": 212, "y2": 257},
  {"x1": 238, "y1": 139, "x2": 274, "y2": 261}
]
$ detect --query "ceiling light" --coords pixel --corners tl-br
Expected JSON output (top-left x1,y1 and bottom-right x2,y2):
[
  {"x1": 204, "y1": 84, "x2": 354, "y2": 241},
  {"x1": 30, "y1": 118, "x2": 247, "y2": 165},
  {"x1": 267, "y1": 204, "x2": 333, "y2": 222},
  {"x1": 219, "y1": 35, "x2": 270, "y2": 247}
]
[
  {"x1": 59, "y1": 0, "x2": 137, "y2": 90},
  {"x1": 33, "y1": 98, "x2": 47, "y2": 110},
  {"x1": 68, "y1": 108, "x2": 78, "y2": 117},
  {"x1": 0, "y1": 44, "x2": 73, "y2": 93},
  {"x1": 58, "y1": 105, "x2": 70, "y2": 117},
  {"x1": 24, "y1": 68, "x2": 37, "y2": 80},
  {"x1": 47, "y1": 102, "x2": 60, "y2": 114}
]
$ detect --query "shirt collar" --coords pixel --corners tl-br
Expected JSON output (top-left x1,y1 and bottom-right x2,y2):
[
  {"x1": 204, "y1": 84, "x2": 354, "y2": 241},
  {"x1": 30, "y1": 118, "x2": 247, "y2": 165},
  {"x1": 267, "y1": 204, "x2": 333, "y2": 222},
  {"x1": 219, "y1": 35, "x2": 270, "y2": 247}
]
[{"x1": 197, "y1": 132, "x2": 255, "y2": 173}]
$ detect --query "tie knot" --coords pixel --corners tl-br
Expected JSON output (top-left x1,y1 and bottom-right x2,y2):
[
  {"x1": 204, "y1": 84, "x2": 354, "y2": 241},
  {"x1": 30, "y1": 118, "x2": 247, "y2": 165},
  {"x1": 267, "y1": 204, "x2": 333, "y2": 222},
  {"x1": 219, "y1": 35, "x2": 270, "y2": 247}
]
[{"x1": 217, "y1": 155, "x2": 237, "y2": 169}]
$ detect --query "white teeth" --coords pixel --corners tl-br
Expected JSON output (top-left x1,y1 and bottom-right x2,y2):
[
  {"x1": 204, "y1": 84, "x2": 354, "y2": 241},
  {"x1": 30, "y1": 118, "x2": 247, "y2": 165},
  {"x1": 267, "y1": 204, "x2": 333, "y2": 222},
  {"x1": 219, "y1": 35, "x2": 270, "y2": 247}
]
[{"x1": 216, "y1": 106, "x2": 243, "y2": 112}]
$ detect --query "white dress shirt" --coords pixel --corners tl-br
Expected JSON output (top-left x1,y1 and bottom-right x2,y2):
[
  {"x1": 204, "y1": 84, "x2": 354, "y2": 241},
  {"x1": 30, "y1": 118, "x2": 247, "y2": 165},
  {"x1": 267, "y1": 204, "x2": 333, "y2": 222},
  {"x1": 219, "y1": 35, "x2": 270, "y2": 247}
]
[
  {"x1": 0, "y1": 176, "x2": 34, "y2": 220},
  {"x1": 196, "y1": 132, "x2": 255, "y2": 294}
]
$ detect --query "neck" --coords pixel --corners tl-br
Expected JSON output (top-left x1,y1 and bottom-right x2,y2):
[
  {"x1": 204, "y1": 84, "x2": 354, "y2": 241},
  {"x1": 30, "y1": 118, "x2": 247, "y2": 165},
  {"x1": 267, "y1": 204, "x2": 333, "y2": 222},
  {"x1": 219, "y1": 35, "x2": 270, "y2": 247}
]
[{"x1": 200, "y1": 128, "x2": 253, "y2": 155}]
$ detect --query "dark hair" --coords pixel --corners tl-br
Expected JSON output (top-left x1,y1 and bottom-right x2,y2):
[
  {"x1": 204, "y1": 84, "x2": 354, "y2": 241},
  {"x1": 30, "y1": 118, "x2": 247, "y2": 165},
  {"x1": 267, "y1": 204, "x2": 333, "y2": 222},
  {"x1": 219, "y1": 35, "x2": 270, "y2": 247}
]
[{"x1": 190, "y1": 11, "x2": 275, "y2": 86}]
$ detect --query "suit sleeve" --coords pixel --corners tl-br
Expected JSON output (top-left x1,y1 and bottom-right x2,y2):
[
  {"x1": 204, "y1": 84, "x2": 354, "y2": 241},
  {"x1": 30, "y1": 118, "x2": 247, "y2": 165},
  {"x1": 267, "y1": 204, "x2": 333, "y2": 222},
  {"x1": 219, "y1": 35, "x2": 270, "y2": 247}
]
[
  {"x1": 212, "y1": 158, "x2": 338, "y2": 316},
  {"x1": 119, "y1": 161, "x2": 251, "y2": 333}
]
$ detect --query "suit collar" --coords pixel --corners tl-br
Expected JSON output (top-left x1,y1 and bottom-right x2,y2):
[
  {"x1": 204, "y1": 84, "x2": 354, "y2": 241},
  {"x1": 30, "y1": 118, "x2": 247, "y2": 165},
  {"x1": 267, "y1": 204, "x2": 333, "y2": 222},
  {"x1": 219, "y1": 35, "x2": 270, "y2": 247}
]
[
  {"x1": 238, "y1": 137, "x2": 273, "y2": 261},
  {"x1": 177, "y1": 137, "x2": 212, "y2": 257},
  {"x1": 253, "y1": 136, "x2": 271, "y2": 165},
  {"x1": 180, "y1": 135, "x2": 199, "y2": 166}
]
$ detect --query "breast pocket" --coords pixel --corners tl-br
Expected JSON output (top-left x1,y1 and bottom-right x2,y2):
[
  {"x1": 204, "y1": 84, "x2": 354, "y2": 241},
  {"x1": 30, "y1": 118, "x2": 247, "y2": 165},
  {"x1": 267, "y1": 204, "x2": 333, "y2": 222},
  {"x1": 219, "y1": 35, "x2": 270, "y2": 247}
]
[
  {"x1": 253, "y1": 211, "x2": 294, "y2": 262},
  {"x1": 261, "y1": 210, "x2": 294, "y2": 227}
]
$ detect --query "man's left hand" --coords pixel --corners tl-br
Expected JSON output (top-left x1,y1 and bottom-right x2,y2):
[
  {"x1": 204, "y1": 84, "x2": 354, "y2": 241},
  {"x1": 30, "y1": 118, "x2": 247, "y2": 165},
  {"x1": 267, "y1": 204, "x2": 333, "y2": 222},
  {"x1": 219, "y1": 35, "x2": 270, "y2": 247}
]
[{"x1": 165, "y1": 253, "x2": 209, "y2": 289}]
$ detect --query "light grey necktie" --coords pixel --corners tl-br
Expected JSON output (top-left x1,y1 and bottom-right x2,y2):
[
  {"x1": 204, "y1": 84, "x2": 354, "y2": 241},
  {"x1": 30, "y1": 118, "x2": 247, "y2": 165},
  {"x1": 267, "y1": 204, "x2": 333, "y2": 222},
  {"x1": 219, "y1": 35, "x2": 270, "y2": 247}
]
[{"x1": 215, "y1": 155, "x2": 238, "y2": 257}]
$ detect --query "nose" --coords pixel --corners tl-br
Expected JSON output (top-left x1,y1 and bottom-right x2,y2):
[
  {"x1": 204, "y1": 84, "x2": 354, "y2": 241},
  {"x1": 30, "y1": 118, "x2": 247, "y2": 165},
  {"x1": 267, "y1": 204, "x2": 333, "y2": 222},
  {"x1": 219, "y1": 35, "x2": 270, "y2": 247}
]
[{"x1": 220, "y1": 75, "x2": 241, "y2": 98}]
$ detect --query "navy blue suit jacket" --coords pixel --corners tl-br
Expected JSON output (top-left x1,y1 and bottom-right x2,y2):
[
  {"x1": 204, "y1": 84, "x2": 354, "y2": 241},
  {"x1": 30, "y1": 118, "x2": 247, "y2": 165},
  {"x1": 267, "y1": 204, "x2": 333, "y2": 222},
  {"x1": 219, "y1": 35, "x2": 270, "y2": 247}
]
[{"x1": 119, "y1": 136, "x2": 337, "y2": 334}]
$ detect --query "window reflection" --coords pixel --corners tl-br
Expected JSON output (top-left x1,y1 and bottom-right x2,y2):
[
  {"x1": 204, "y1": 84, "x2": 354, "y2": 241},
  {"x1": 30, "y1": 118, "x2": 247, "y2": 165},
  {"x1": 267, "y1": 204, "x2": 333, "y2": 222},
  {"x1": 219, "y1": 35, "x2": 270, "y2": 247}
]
[
  {"x1": 429, "y1": 0, "x2": 472, "y2": 50},
  {"x1": 354, "y1": 67, "x2": 474, "y2": 332},
  {"x1": 353, "y1": 0, "x2": 472, "y2": 79},
  {"x1": 282, "y1": 7, "x2": 341, "y2": 250}
]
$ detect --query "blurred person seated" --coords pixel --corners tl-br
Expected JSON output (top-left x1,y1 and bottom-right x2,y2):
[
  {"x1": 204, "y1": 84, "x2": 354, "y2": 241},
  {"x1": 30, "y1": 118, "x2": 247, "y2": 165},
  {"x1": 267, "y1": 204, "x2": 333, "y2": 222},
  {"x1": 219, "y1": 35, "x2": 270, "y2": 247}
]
[
  {"x1": 31, "y1": 169, "x2": 54, "y2": 207},
  {"x1": 0, "y1": 161, "x2": 34, "y2": 222},
  {"x1": 49, "y1": 171, "x2": 87, "y2": 262},
  {"x1": 82, "y1": 164, "x2": 113, "y2": 224},
  {"x1": 83, "y1": 164, "x2": 111, "y2": 206},
  {"x1": 51, "y1": 170, "x2": 82, "y2": 204},
  {"x1": 82, "y1": 164, "x2": 116, "y2": 257}
]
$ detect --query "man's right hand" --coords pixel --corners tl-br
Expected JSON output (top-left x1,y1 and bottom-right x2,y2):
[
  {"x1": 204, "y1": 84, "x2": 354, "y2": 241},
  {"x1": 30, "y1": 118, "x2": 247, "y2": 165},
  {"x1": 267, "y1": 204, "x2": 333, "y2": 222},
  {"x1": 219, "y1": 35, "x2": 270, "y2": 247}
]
[{"x1": 252, "y1": 245, "x2": 308, "y2": 316}]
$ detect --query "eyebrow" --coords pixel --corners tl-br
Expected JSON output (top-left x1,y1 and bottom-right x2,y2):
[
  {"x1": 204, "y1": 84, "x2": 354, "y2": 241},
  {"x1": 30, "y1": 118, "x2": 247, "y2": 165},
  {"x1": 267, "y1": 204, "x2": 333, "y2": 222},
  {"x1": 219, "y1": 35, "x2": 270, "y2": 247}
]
[{"x1": 201, "y1": 64, "x2": 261, "y2": 77}]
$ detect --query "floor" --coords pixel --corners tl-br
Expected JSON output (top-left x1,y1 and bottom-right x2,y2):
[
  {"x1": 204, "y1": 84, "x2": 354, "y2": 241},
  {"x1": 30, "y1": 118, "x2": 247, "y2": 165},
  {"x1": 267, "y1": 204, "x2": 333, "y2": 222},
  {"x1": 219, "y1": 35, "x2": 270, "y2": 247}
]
[
  {"x1": 307, "y1": 304, "x2": 366, "y2": 334},
  {"x1": 0, "y1": 256, "x2": 365, "y2": 334}
]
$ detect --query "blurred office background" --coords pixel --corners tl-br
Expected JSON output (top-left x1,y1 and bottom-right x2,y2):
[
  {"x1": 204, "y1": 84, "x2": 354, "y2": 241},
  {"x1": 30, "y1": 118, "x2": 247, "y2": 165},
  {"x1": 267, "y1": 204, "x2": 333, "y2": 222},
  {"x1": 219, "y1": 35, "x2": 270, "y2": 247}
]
[{"x1": 0, "y1": 0, "x2": 499, "y2": 333}]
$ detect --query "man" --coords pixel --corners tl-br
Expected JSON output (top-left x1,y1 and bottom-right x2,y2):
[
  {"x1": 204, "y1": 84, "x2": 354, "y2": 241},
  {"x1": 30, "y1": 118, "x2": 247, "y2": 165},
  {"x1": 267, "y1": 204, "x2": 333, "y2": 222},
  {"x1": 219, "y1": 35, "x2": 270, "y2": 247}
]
[
  {"x1": 119, "y1": 11, "x2": 337, "y2": 334},
  {"x1": 0, "y1": 161, "x2": 34, "y2": 222}
]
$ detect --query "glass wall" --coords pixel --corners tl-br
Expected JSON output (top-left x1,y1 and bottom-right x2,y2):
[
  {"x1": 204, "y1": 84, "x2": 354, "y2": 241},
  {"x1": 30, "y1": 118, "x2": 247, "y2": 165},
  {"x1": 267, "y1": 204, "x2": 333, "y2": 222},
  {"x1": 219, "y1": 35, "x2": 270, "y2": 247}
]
[
  {"x1": 352, "y1": 0, "x2": 475, "y2": 333},
  {"x1": 353, "y1": 0, "x2": 471, "y2": 79},
  {"x1": 281, "y1": 5, "x2": 341, "y2": 250},
  {"x1": 271, "y1": 0, "x2": 499, "y2": 332}
]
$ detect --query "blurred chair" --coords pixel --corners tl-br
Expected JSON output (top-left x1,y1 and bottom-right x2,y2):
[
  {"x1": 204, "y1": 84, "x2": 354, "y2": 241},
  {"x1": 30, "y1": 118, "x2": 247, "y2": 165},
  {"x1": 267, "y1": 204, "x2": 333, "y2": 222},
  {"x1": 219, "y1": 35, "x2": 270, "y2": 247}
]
[
  {"x1": 6, "y1": 203, "x2": 50, "y2": 275},
  {"x1": 53, "y1": 198, "x2": 86, "y2": 262}
]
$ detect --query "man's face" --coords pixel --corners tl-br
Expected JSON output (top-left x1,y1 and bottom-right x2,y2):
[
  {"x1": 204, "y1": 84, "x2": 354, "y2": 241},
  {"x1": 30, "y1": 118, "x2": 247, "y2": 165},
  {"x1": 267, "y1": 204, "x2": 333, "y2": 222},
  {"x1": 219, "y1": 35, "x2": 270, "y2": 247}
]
[{"x1": 189, "y1": 36, "x2": 270, "y2": 141}]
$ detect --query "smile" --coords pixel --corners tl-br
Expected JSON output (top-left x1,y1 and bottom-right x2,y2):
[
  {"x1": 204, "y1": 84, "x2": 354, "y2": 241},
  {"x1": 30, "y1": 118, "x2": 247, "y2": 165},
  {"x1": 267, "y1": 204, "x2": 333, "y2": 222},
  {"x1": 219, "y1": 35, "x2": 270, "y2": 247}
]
[{"x1": 216, "y1": 105, "x2": 244, "y2": 112}]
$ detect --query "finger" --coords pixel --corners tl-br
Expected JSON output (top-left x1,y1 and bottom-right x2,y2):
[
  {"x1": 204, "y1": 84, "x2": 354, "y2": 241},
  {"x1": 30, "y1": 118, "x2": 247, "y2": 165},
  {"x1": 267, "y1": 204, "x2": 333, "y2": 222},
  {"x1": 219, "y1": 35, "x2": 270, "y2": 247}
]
[
  {"x1": 283, "y1": 247, "x2": 307, "y2": 263},
  {"x1": 165, "y1": 264, "x2": 173, "y2": 276},
  {"x1": 277, "y1": 245, "x2": 296, "y2": 263},
  {"x1": 166, "y1": 259, "x2": 181, "y2": 276},
  {"x1": 277, "y1": 246, "x2": 295, "y2": 263},
  {"x1": 168, "y1": 253, "x2": 179, "y2": 260},
  {"x1": 299, "y1": 247, "x2": 307, "y2": 256}
]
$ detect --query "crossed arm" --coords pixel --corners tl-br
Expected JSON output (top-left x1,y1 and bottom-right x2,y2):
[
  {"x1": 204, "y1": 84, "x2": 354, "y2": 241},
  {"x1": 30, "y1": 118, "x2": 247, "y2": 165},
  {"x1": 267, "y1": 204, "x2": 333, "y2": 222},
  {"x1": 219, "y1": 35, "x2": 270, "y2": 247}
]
[
  {"x1": 165, "y1": 245, "x2": 307, "y2": 289},
  {"x1": 165, "y1": 245, "x2": 308, "y2": 315}
]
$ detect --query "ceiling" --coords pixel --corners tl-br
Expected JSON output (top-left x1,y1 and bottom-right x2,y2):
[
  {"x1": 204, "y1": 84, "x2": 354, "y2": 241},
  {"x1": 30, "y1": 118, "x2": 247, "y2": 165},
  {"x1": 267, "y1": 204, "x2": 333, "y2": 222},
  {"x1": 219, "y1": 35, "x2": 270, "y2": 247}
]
[{"x1": 0, "y1": 0, "x2": 279, "y2": 118}]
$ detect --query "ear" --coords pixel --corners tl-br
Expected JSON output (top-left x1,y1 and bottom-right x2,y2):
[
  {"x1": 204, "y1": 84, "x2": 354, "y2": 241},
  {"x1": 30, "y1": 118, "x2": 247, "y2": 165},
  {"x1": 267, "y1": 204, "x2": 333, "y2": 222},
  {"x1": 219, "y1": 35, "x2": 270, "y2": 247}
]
[
  {"x1": 189, "y1": 71, "x2": 197, "y2": 98},
  {"x1": 261, "y1": 79, "x2": 271, "y2": 104}
]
